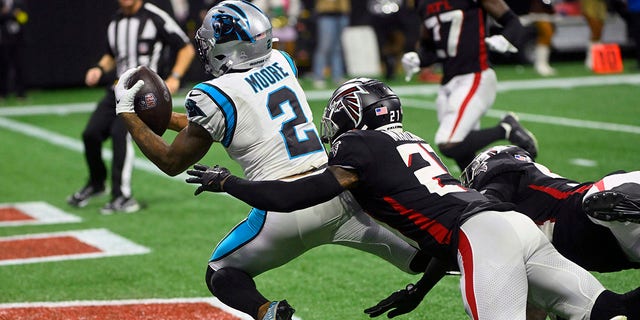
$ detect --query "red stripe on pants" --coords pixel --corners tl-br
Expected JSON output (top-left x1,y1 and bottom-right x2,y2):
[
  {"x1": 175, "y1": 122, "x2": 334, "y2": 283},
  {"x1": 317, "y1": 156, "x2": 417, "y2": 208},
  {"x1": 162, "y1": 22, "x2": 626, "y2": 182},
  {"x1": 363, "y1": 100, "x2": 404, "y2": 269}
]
[
  {"x1": 458, "y1": 230, "x2": 479, "y2": 320},
  {"x1": 448, "y1": 72, "x2": 481, "y2": 142}
]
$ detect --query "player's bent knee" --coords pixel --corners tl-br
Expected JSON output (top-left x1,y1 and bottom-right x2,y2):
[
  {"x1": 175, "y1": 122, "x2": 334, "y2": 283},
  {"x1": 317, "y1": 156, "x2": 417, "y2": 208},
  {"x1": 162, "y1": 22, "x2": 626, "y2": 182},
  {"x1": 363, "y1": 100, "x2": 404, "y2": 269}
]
[
  {"x1": 206, "y1": 266, "x2": 256, "y2": 296},
  {"x1": 205, "y1": 265, "x2": 216, "y2": 296}
]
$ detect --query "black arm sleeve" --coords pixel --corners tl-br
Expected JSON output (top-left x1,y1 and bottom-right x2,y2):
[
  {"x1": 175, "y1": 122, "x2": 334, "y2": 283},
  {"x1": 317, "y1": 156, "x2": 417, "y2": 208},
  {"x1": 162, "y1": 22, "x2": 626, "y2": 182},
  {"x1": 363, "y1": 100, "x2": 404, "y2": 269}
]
[
  {"x1": 417, "y1": 37, "x2": 440, "y2": 67},
  {"x1": 223, "y1": 170, "x2": 346, "y2": 212},
  {"x1": 413, "y1": 258, "x2": 450, "y2": 297},
  {"x1": 479, "y1": 172, "x2": 520, "y2": 203},
  {"x1": 496, "y1": 10, "x2": 525, "y2": 49}
]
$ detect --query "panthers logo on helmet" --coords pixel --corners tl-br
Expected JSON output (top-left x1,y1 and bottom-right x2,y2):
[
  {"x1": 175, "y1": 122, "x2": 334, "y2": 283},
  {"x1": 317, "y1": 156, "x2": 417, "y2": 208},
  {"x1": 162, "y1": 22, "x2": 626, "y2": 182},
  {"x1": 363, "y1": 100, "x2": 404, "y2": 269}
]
[{"x1": 332, "y1": 85, "x2": 368, "y2": 124}]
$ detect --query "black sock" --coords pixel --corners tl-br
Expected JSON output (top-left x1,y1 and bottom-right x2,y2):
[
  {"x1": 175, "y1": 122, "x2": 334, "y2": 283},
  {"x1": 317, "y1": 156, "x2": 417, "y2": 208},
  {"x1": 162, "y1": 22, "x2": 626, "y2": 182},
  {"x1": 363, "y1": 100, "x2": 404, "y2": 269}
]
[
  {"x1": 590, "y1": 290, "x2": 627, "y2": 320},
  {"x1": 439, "y1": 126, "x2": 506, "y2": 169},
  {"x1": 206, "y1": 266, "x2": 269, "y2": 319},
  {"x1": 622, "y1": 287, "x2": 640, "y2": 319}
]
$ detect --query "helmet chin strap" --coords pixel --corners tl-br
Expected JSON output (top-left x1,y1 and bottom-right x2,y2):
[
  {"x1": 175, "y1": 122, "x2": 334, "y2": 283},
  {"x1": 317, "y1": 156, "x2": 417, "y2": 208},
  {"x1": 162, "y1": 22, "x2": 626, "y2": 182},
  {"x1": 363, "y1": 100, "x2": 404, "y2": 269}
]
[{"x1": 221, "y1": 61, "x2": 233, "y2": 74}]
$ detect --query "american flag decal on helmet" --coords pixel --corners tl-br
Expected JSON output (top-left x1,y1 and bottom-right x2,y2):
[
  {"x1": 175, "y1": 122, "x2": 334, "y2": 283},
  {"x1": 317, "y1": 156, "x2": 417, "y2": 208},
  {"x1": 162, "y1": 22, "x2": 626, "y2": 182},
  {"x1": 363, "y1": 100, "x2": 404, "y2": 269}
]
[{"x1": 375, "y1": 106, "x2": 388, "y2": 116}]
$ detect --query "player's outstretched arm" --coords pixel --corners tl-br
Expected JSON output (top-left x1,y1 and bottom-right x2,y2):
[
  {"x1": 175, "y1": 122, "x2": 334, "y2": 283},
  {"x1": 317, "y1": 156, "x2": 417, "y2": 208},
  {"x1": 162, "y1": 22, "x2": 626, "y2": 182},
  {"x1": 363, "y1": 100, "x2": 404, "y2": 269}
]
[
  {"x1": 364, "y1": 258, "x2": 450, "y2": 318},
  {"x1": 185, "y1": 164, "x2": 355, "y2": 212}
]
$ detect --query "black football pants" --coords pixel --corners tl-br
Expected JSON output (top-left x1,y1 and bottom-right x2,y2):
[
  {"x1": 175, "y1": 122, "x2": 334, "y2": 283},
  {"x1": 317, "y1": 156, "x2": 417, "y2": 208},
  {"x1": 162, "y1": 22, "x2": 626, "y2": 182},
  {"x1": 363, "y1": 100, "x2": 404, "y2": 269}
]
[{"x1": 81, "y1": 87, "x2": 133, "y2": 199}]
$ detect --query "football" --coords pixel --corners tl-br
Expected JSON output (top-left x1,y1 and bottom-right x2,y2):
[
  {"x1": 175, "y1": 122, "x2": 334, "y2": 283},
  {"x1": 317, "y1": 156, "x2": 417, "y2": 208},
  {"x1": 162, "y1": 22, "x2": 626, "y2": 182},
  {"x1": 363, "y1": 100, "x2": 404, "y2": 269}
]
[{"x1": 126, "y1": 66, "x2": 172, "y2": 136}]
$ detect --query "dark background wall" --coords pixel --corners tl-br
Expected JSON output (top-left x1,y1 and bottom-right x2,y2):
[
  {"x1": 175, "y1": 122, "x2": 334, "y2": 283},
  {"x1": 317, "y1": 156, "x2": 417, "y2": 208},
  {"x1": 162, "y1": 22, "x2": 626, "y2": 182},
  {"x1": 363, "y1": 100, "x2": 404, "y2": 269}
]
[
  {"x1": 23, "y1": 0, "x2": 119, "y2": 88},
  {"x1": 20, "y1": 0, "x2": 208, "y2": 89},
  {"x1": 19, "y1": 0, "x2": 401, "y2": 89}
]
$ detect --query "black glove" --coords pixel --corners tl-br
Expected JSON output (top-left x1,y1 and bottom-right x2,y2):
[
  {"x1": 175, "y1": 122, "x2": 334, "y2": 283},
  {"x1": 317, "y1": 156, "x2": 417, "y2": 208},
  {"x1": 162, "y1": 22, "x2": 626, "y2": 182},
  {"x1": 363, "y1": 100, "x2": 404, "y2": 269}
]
[
  {"x1": 364, "y1": 284, "x2": 424, "y2": 318},
  {"x1": 185, "y1": 164, "x2": 231, "y2": 195}
]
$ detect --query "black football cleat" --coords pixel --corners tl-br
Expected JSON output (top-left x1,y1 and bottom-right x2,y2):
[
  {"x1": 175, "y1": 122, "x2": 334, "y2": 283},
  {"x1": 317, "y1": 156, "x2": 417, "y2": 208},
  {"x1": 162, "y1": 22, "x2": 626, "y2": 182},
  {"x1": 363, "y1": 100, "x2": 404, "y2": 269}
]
[
  {"x1": 100, "y1": 195, "x2": 141, "y2": 215},
  {"x1": 583, "y1": 190, "x2": 640, "y2": 223},
  {"x1": 262, "y1": 300, "x2": 295, "y2": 320},
  {"x1": 500, "y1": 112, "x2": 539, "y2": 159},
  {"x1": 67, "y1": 185, "x2": 106, "y2": 208}
]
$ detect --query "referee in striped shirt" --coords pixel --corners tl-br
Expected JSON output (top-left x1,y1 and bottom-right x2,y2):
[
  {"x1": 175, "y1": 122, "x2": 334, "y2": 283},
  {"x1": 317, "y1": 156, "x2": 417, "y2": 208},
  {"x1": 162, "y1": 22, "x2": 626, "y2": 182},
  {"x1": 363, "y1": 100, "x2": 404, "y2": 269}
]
[{"x1": 67, "y1": 0, "x2": 195, "y2": 214}]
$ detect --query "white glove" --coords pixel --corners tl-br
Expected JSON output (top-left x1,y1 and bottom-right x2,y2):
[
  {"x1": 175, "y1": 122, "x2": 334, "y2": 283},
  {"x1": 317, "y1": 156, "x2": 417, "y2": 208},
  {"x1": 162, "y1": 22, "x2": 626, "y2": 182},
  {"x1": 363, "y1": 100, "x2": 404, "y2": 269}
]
[
  {"x1": 401, "y1": 52, "x2": 421, "y2": 82},
  {"x1": 484, "y1": 35, "x2": 518, "y2": 53},
  {"x1": 114, "y1": 67, "x2": 145, "y2": 115}
]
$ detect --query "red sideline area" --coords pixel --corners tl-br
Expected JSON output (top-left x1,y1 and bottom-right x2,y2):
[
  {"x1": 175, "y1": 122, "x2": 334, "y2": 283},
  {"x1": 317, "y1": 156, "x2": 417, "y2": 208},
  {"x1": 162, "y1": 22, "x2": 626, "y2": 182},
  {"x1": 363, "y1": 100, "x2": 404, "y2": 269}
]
[
  {"x1": 0, "y1": 300, "x2": 246, "y2": 320},
  {"x1": 0, "y1": 207, "x2": 35, "y2": 222},
  {"x1": 0, "y1": 236, "x2": 101, "y2": 260},
  {"x1": 1, "y1": 203, "x2": 251, "y2": 319}
]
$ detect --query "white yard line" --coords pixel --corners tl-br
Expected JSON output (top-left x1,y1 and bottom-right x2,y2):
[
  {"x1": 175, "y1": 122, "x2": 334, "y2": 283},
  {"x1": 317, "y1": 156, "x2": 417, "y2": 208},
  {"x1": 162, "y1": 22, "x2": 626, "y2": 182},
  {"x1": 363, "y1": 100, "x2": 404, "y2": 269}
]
[{"x1": 0, "y1": 116, "x2": 189, "y2": 181}]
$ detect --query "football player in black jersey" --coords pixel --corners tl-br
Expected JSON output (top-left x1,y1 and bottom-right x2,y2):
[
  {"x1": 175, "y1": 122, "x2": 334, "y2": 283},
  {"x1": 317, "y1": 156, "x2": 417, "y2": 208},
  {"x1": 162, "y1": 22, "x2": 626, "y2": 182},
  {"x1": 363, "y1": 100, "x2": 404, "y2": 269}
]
[
  {"x1": 461, "y1": 145, "x2": 640, "y2": 272},
  {"x1": 401, "y1": 0, "x2": 538, "y2": 171},
  {"x1": 186, "y1": 78, "x2": 640, "y2": 320}
]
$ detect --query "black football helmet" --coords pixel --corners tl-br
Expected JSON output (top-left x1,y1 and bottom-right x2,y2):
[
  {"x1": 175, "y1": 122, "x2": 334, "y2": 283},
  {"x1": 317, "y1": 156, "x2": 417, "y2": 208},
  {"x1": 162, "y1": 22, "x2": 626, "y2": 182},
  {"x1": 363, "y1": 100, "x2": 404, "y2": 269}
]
[
  {"x1": 460, "y1": 145, "x2": 532, "y2": 188},
  {"x1": 320, "y1": 78, "x2": 403, "y2": 145}
]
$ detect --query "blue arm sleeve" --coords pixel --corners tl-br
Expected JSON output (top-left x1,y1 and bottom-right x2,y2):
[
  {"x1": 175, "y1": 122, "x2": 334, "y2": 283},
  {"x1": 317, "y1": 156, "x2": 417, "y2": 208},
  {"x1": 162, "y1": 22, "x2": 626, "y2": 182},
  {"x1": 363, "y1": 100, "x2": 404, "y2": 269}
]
[{"x1": 223, "y1": 170, "x2": 345, "y2": 212}]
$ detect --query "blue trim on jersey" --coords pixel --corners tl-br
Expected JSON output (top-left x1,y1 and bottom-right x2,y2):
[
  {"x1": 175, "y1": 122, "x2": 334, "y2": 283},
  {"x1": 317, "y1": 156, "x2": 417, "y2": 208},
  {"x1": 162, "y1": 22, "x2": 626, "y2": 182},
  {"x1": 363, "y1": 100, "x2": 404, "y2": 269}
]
[
  {"x1": 278, "y1": 50, "x2": 298, "y2": 78},
  {"x1": 194, "y1": 82, "x2": 237, "y2": 147},
  {"x1": 209, "y1": 208, "x2": 267, "y2": 261}
]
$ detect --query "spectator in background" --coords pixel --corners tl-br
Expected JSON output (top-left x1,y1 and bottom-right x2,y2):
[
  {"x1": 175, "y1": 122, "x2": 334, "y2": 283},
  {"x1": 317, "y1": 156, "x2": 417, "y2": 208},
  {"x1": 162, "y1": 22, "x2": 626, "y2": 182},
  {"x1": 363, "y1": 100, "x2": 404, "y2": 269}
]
[
  {"x1": 368, "y1": 0, "x2": 421, "y2": 80},
  {"x1": 253, "y1": 0, "x2": 301, "y2": 56},
  {"x1": 504, "y1": 0, "x2": 556, "y2": 76},
  {"x1": 311, "y1": 0, "x2": 350, "y2": 89},
  {"x1": 531, "y1": 0, "x2": 557, "y2": 76},
  {"x1": 67, "y1": 0, "x2": 194, "y2": 214},
  {"x1": 0, "y1": 0, "x2": 28, "y2": 101},
  {"x1": 618, "y1": 0, "x2": 640, "y2": 70},
  {"x1": 581, "y1": 0, "x2": 608, "y2": 69}
]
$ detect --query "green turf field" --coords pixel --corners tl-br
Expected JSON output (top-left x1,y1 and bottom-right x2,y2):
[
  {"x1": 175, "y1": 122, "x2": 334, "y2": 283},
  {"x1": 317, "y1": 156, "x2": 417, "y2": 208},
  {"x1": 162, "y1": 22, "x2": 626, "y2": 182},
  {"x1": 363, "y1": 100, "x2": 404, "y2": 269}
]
[{"x1": 1, "y1": 60, "x2": 639, "y2": 319}]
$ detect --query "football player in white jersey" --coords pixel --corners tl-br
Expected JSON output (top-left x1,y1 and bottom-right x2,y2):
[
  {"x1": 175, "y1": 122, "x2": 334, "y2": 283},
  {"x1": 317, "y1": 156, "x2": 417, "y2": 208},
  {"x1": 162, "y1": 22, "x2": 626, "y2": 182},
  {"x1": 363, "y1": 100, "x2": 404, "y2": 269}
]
[{"x1": 113, "y1": 1, "x2": 426, "y2": 319}]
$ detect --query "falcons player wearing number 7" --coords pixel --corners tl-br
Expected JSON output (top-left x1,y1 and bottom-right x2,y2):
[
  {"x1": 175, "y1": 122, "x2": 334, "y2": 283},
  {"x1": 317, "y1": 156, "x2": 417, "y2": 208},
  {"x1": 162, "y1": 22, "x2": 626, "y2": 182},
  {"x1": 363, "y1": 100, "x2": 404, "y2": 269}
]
[
  {"x1": 186, "y1": 78, "x2": 640, "y2": 320},
  {"x1": 402, "y1": 0, "x2": 538, "y2": 171}
]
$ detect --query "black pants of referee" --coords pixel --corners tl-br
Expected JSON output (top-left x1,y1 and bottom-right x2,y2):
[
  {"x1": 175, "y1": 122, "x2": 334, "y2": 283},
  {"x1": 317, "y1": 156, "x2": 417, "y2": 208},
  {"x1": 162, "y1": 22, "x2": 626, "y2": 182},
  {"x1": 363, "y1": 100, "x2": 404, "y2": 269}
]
[{"x1": 81, "y1": 87, "x2": 134, "y2": 199}]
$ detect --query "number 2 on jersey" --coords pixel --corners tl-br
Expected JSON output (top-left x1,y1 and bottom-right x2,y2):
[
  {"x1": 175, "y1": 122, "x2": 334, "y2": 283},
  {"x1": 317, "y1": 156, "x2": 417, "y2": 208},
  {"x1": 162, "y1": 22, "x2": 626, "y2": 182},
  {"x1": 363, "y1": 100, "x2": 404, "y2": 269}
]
[
  {"x1": 267, "y1": 87, "x2": 323, "y2": 158},
  {"x1": 397, "y1": 142, "x2": 464, "y2": 195}
]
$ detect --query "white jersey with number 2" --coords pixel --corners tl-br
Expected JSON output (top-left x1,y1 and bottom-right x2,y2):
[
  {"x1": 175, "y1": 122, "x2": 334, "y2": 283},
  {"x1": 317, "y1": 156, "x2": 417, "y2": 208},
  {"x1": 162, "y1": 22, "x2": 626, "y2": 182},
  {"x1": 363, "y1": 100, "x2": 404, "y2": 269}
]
[
  {"x1": 182, "y1": 50, "x2": 421, "y2": 278},
  {"x1": 185, "y1": 50, "x2": 326, "y2": 180}
]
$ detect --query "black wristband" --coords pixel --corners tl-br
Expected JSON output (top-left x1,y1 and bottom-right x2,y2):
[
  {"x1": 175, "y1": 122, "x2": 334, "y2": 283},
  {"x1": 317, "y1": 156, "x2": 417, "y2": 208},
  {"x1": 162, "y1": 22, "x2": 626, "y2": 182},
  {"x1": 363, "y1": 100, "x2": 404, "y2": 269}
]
[
  {"x1": 495, "y1": 9, "x2": 524, "y2": 49},
  {"x1": 496, "y1": 10, "x2": 517, "y2": 27},
  {"x1": 95, "y1": 65, "x2": 105, "y2": 73}
]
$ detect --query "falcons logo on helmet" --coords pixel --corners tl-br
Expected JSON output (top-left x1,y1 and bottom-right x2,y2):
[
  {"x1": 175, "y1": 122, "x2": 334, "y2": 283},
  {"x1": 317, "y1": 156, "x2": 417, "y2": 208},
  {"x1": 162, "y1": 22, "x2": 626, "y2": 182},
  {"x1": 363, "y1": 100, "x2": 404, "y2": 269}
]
[{"x1": 331, "y1": 85, "x2": 368, "y2": 124}]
